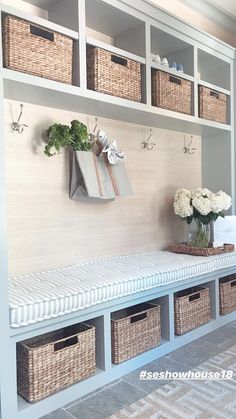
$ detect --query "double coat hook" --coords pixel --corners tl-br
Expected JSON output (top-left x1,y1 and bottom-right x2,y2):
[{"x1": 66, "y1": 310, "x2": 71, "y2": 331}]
[
  {"x1": 141, "y1": 129, "x2": 156, "y2": 150},
  {"x1": 89, "y1": 117, "x2": 98, "y2": 142},
  {"x1": 183, "y1": 135, "x2": 197, "y2": 155},
  {"x1": 12, "y1": 104, "x2": 28, "y2": 134}
]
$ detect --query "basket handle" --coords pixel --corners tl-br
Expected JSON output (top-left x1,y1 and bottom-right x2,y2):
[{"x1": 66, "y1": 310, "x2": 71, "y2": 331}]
[
  {"x1": 169, "y1": 75, "x2": 181, "y2": 85},
  {"x1": 231, "y1": 280, "x2": 236, "y2": 287},
  {"x1": 210, "y1": 90, "x2": 219, "y2": 99},
  {"x1": 130, "y1": 312, "x2": 147, "y2": 323},
  {"x1": 111, "y1": 54, "x2": 127, "y2": 67},
  {"x1": 53, "y1": 335, "x2": 78, "y2": 352},
  {"x1": 30, "y1": 25, "x2": 54, "y2": 42},
  {"x1": 189, "y1": 292, "x2": 200, "y2": 302}
]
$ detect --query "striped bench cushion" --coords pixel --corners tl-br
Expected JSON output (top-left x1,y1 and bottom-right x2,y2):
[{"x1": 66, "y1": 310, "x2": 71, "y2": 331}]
[{"x1": 9, "y1": 250, "x2": 236, "y2": 328}]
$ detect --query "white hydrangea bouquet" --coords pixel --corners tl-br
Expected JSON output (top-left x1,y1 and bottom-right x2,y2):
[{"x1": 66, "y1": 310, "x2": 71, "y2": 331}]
[{"x1": 173, "y1": 188, "x2": 232, "y2": 248}]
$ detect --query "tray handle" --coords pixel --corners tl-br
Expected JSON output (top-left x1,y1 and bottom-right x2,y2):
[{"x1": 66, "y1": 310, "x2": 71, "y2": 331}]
[
  {"x1": 169, "y1": 75, "x2": 181, "y2": 85},
  {"x1": 111, "y1": 54, "x2": 127, "y2": 67},
  {"x1": 231, "y1": 280, "x2": 236, "y2": 287},
  {"x1": 54, "y1": 335, "x2": 78, "y2": 352},
  {"x1": 30, "y1": 24, "x2": 54, "y2": 42},
  {"x1": 130, "y1": 312, "x2": 147, "y2": 323},
  {"x1": 189, "y1": 292, "x2": 200, "y2": 302},
  {"x1": 210, "y1": 90, "x2": 219, "y2": 99}
]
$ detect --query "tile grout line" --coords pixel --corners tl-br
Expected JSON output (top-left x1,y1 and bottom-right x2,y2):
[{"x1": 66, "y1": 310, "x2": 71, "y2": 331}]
[
  {"x1": 62, "y1": 408, "x2": 76, "y2": 419},
  {"x1": 153, "y1": 356, "x2": 194, "y2": 371},
  {"x1": 165, "y1": 354, "x2": 207, "y2": 370},
  {"x1": 65, "y1": 379, "x2": 122, "y2": 409},
  {"x1": 165, "y1": 343, "x2": 230, "y2": 369},
  {"x1": 165, "y1": 341, "x2": 226, "y2": 369},
  {"x1": 120, "y1": 378, "x2": 149, "y2": 395}
]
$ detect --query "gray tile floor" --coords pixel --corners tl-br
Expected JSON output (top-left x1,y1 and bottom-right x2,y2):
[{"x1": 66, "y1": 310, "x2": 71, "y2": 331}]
[{"x1": 41, "y1": 321, "x2": 236, "y2": 419}]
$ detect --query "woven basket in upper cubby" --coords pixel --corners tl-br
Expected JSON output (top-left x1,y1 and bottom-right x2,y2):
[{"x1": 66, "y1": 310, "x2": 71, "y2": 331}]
[
  {"x1": 111, "y1": 302, "x2": 161, "y2": 364},
  {"x1": 87, "y1": 45, "x2": 142, "y2": 102},
  {"x1": 17, "y1": 323, "x2": 96, "y2": 403},
  {"x1": 175, "y1": 286, "x2": 211, "y2": 335},
  {"x1": 151, "y1": 69, "x2": 193, "y2": 115},
  {"x1": 199, "y1": 85, "x2": 227, "y2": 124},
  {"x1": 3, "y1": 15, "x2": 73, "y2": 84},
  {"x1": 219, "y1": 274, "x2": 236, "y2": 315}
]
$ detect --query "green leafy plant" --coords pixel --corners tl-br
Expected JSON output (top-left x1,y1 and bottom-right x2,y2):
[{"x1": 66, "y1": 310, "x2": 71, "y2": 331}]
[{"x1": 44, "y1": 120, "x2": 92, "y2": 157}]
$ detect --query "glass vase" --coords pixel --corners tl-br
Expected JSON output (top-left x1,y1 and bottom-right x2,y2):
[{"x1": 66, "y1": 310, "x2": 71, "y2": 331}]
[{"x1": 188, "y1": 219, "x2": 210, "y2": 248}]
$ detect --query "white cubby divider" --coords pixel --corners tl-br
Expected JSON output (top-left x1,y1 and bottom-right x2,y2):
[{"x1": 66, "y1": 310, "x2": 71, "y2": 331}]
[{"x1": 151, "y1": 25, "x2": 194, "y2": 77}]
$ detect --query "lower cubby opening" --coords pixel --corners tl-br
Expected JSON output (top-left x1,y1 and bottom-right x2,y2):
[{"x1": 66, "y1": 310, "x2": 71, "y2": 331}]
[
  {"x1": 16, "y1": 317, "x2": 104, "y2": 407},
  {"x1": 174, "y1": 281, "x2": 216, "y2": 336},
  {"x1": 219, "y1": 273, "x2": 236, "y2": 316},
  {"x1": 17, "y1": 366, "x2": 104, "y2": 413},
  {"x1": 110, "y1": 296, "x2": 170, "y2": 366}
]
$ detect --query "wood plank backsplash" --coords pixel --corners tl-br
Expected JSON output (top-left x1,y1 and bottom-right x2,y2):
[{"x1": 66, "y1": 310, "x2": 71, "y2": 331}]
[{"x1": 5, "y1": 100, "x2": 201, "y2": 276}]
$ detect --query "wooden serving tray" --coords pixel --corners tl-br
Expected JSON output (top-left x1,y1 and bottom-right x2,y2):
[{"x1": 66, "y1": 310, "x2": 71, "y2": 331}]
[{"x1": 167, "y1": 242, "x2": 234, "y2": 257}]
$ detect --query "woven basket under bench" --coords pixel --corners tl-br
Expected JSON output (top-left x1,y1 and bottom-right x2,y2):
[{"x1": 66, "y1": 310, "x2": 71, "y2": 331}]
[
  {"x1": 219, "y1": 274, "x2": 236, "y2": 315},
  {"x1": 3, "y1": 15, "x2": 73, "y2": 84},
  {"x1": 111, "y1": 302, "x2": 161, "y2": 364},
  {"x1": 175, "y1": 286, "x2": 211, "y2": 335},
  {"x1": 17, "y1": 323, "x2": 96, "y2": 403},
  {"x1": 151, "y1": 69, "x2": 193, "y2": 115},
  {"x1": 87, "y1": 45, "x2": 142, "y2": 102}
]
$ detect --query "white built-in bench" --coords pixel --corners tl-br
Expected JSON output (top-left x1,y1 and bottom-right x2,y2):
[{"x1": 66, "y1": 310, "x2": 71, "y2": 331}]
[{"x1": 8, "y1": 250, "x2": 236, "y2": 419}]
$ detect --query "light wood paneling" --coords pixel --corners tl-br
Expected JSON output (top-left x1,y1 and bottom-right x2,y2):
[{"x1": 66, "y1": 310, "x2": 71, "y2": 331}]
[
  {"x1": 5, "y1": 100, "x2": 201, "y2": 275},
  {"x1": 150, "y1": 0, "x2": 236, "y2": 46}
]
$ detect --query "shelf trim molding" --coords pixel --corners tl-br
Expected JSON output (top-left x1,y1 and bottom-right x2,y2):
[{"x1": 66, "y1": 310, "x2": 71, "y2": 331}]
[
  {"x1": 151, "y1": 62, "x2": 194, "y2": 82},
  {"x1": 86, "y1": 36, "x2": 146, "y2": 64},
  {"x1": 2, "y1": 68, "x2": 232, "y2": 136},
  {"x1": 198, "y1": 79, "x2": 231, "y2": 96},
  {"x1": 1, "y1": 3, "x2": 79, "y2": 40}
]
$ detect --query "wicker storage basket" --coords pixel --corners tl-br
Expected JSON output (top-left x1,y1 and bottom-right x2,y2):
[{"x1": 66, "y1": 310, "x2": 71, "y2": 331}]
[
  {"x1": 199, "y1": 85, "x2": 227, "y2": 124},
  {"x1": 17, "y1": 323, "x2": 96, "y2": 403},
  {"x1": 111, "y1": 302, "x2": 161, "y2": 364},
  {"x1": 219, "y1": 274, "x2": 236, "y2": 315},
  {"x1": 151, "y1": 69, "x2": 193, "y2": 115},
  {"x1": 3, "y1": 15, "x2": 73, "y2": 84},
  {"x1": 175, "y1": 286, "x2": 211, "y2": 335},
  {"x1": 87, "y1": 45, "x2": 142, "y2": 102}
]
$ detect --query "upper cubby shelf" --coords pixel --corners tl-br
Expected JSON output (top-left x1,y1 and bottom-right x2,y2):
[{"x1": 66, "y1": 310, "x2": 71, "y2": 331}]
[
  {"x1": 151, "y1": 26, "x2": 194, "y2": 77},
  {"x1": 1, "y1": 0, "x2": 79, "y2": 34},
  {"x1": 86, "y1": 37, "x2": 146, "y2": 65},
  {"x1": 151, "y1": 62, "x2": 194, "y2": 83},
  {"x1": 3, "y1": 69, "x2": 231, "y2": 137},
  {"x1": 198, "y1": 49, "x2": 231, "y2": 91},
  {"x1": 85, "y1": 0, "x2": 145, "y2": 58},
  {"x1": 0, "y1": 0, "x2": 233, "y2": 136}
]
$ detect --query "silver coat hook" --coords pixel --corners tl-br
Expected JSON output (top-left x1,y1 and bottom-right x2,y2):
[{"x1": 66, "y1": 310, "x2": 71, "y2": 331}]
[
  {"x1": 12, "y1": 104, "x2": 28, "y2": 134},
  {"x1": 183, "y1": 135, "x2": 197, "y2": 155},
  {"x1": 141, "y1": 128, "x2": 156, "y2": 150},
  {"x1": 89, "y1": 117, "x2": 98, "y2": 141}
]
